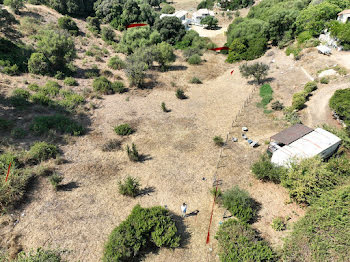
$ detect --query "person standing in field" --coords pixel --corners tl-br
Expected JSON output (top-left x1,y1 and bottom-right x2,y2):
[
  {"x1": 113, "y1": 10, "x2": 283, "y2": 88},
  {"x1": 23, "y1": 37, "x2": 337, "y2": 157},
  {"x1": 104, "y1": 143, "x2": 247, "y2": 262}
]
[{"x1": 181, "y1": 203, "x2": 187, "y2": 218}]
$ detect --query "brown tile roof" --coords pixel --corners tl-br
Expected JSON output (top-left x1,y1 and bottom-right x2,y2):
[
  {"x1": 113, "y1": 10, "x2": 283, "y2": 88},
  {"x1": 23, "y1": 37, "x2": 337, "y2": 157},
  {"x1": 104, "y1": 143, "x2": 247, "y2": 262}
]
[
  {"x1": 338, "y1": 9, "x2": 350, "y2": 15},
  {"x1": 270, "y1": 124, "x2": 314, "y2": 145}
]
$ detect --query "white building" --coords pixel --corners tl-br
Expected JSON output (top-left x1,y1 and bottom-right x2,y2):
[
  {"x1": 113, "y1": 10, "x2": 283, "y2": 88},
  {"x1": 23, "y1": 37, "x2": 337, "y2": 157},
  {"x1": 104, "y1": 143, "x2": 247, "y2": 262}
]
[
  {"x1": 160, "y1": 10, "x2": 191, "y2": 29},
  {"x1": 192, "y1": 9, "x2": 215, "y2": 25},
  {"x1": 269, "y1": 124, "x2": 341, "y2": 167},
  {"x1": 337, "y1": 9, "x2": 350, "y2": 23}
]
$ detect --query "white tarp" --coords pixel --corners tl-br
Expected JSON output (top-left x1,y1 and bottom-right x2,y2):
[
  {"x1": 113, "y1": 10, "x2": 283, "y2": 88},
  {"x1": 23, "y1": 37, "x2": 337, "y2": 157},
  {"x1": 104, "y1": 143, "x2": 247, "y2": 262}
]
[{"x1": 271, "y1": 128, "x2": 341, "y2": 167}]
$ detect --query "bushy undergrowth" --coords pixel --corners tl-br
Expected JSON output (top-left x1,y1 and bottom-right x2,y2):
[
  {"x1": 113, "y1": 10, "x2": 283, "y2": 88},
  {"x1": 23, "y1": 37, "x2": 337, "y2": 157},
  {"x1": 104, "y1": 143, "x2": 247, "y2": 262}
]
[
  {"x1": 114, "y1": 124, "x2": 133, "y2": 136},
  {"x1": 283, "y1": 185, "x2": 350, "y2": 261},
  {"x1": 322, "y1": 124, "x2": 350, "y2": 150},
  {"x1": 329, "y1": 88, "x2": 350, "y2": 126},
  {"x1": 27, "y1": 142, "x2": 58, "y2": 163},
  {"x1": 258, "y1": 84, "x2": 273, "y2": 108},
  {"x1": 213, "y1": 136, "x2": 224, "y2": 147},
  {"x1": 63, "y1": 77, "x2": 78, "y2": 86},
  {"x1": 222, "y1": 186, "x2": 257, "y2": 223},
  {"x1": 103, "y1": 205, "x2": 180, "y2": 262},
  {"x1": 30, "y1": 114, "x2": 84, "y2": 136},
  {"x1": 271, "y1": 217, "x2": 286, "y2": 231},
  {"x1": 108, "y1": 56, "x2": 126, "y2": 70},
  {"x1": 126, "y1": 143, "x2": 140, "y2": 162},
  {"x1": 215, "y1": 219, "x2": 276, "y2": 262},
  {"x1": 118, "y1": 176, "x2": 140, "y2": 197},
  {"x1": 251, "y1": 153, "x2": 284, "y2": 183},
  {"x1": 175, "y1": 88, "x2": 186, "y2": 99},
  {"x1": 93, "y1": 77, "x2": 125, "y2": 95},
  {"x1": 13, "y1": 248, "x2": 62, "y2": 262}
]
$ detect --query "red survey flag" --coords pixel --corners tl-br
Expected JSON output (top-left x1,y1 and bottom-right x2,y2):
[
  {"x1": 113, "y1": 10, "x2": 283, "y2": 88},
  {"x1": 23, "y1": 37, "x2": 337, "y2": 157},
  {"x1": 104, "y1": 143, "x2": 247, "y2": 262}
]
[
  {"x1": 231, "y1": 70, "x2": 234, "y2": 75},
  {"x1": 5, "y1": 162, "x2": 11, "y2": 182},
  {"x1": 126, "y1": 23, "x2": 148, "y2": 28}
]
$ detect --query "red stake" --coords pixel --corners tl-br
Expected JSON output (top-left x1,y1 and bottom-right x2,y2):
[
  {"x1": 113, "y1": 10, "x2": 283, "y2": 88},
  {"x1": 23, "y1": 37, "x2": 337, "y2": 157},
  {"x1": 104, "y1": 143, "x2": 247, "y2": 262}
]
[
  {"x1": 5, "y1": 162, "x2": 11, "y2": 182},
  {"x1": 231, "y1": 70, "x2": 234, "y2": 75}
]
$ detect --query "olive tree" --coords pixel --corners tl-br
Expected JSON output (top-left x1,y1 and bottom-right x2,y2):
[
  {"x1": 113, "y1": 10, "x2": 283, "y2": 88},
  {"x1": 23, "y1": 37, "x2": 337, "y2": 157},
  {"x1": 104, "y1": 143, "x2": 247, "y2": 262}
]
[{"x1": 239, "y1": 62, "x2": 269, "y2": 84}]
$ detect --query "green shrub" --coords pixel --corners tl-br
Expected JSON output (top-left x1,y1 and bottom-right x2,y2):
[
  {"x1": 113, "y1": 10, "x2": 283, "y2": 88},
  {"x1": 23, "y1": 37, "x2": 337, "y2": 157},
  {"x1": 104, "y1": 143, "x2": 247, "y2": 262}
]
[
  {"x1": 329, "y1": 88, "x2": 350, "y2": 123},
  {"x1": 28, "y1": 83, "x2": 40, "y2": 91},
  {"x1": 63, "y1": 77, "x2": 78, "y2": 86},
  {"x1": 304, "y1": 81, "x2": 318, "y2": 93},
  {"x1": 87, "y1": 16, "x2": 101, "y2": 35},
  {"x1": 93, "y1": 77, "x2": 117, "y2": 94},
  {"x1": 54, "y1": 71, "x2": 65, "y2": 80},
  {"x1": 101, "y1": 26, "x2": 116, "y2": 43},
  {"x1": 239, "y1": 62, "x2": 270, "y2": 84},
  {"x1": 297, "y1": 31, "x2": 313, "y2": 44},
  {"x1": 280, "y1": 157, "x2": 339, "y2": 205},
  {"x1": 126, "y1": 143, "x2": 139, "y2": 162},
  {"x1": 30, "y1": 92, "x2": 52, "y2": 106},
  {"x1": 286, "y1": 44, "x2": 302, "y2": 59},
  {"x1": 0, "y1": 118, "x2": 13, "y2": 131},
  {"x1": 2, "y1": 64, "x2": 19, "y2": 75},
  {"x1": 11, "y1": 127, "x2": 26, "y2": 139},
  {"x1": 108, "y1": 56, "x2": 126, "y2": 70},
  {"x1": 58, "y1": 15, "x2": 79, "y2": 36},
  {"x1": 251, "y1": 153, "x2": 284, "y2": 183},
  {"x1": 84, "y1": 67, "x2": 100, "y2": 78},
  {"x1": 30, "y1": 114, "x2": 84, "y2": 136},
  {"x1": 161, "y1": 4, "x2": 175, "y2": 14},
  {"x1": 222, "y1": 186, "x2": 257, "y2": 223},
  {"x1": 58, "y1": 92, "x2": 85, "y2": 110},
  {"x1": 4, "y1": 0, "x2": 24, "y2": 14},
  {"x1": 10, "y1": 88, "x2": 30, "y2": 107},
  {"x1": 189, "y1": 77, "x2": 202, "y2": 84},
  {"x1": 271, "y1": 217, "x2": 286, "y2": 231},
  {"x1": 283, "y1": 108, "x2": 302, "y2": 124},
  {"x1": 114, "y1": 124, "x2": 133, "y2": 136},
  {"x1": 187, "y1": 54, "x2": 202, "y2": 65},
  {"x1": 111, "y1": 81, "x2": 127, "y2": 94},
  {"x1": 27, "y1": 142, "x2": 58, "y2": 163},
  {"x1": 28, "y1": 52, "x2": 50, "y2": 75},
  {"x1": 282, "y1": 185, "x2": 350, "y2": 261},
  {"x1": 215, "y1": 219, "x2": 276, "y2": 262},
  {"x1": 49, "y1": 173, "x2": 63, "y2": 190},
  {"x1": 175, "y1": 88, "x2": 186, "y2": 99},
  {"x1": 103, "y1": 205, "x2": 180, "y2": 261},
  {"x1": 118, "y1": 176, "x2": 140, "y2": 197},
  {"x1": 41, "y1": 81, "x2": 61, "y2": 97},
  {"x1": 161, "y1": 102, "x2": 169, "y2": 112},
  {"x1": 320, "y1": 77, "x2": 330, "y2": 84},
  {"x1": 292, "y1": 92, "x2": 307, "y2": 111},
  {"x1": 14, "y1": 248, "x2": 62, "y2": 262},
  {"x1": 213, "y1": 136, "x2": 224, "y2": 147}
]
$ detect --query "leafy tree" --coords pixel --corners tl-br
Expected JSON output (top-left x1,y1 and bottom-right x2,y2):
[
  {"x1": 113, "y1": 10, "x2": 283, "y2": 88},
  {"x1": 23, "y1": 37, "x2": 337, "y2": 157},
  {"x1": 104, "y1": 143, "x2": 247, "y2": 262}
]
[
  {"x1": 200, "y1": 15, "x2": 218, "y2": 29},
  {"x1": 215, "y1": 219, "x2": 276, "y2": 262},
  {"x1": 139, "y1": 2, "x2": 158, "y2": 26},
  {"x1": 239, "y1": 62, "x2": 269, "y2": 84},
  {"x1": 119, "y1": 0, "x2": 142, "y2": 29},
  {"x1": 57, "y1": 15, "x2": 79, "y2": 35},
  {"x1": 45, "y1": 0, "x2": 96, "y2": 17},
  {"x1": 329, "y1": 21, "x2": 350, "y2": 50},
  {"x1": 94, "y1": 0, "x2": 124, "y2": 23},
  {"x1": 4, "y1": 0, "x2": 24, "y2": 14},
  {"x1": 86, "y1": 16, "x2": 101, "y2": 34},
  {"x1": 197, "y1": 0, "x2": 214, "y2": 10},
  {"x1": 28, "y1": 52, "x2": 50, "y2": 75},
  {"x1": 295, "y1": 2, "x2": 341, "y2": 36},
  {"x1": 125, "y1": 56, "x2": 148, "y2": 87},
  {"x1": 34, "y1": 29, "x2": 76, "y2": 74},
  {"x1": 329, "y1": 88, "x2": 350, "y2": 124},
  {"x1": 133, "y1": 46, "x2": 157, "y2": 67},
  {"x1": 219, "y1": 0, "x2": 254, "y2": 10},
  {"x1": 161, "y1": 3, "x2": 175, "y2": 14},
  {"x1": 103, "y1": 205, "x2": 180, "y2": 262},
  {"x1": 144, "y1": 0, "x2": 160, "y2": 7},
  {"x1": 154, "y1": 42, "x2": 176, "y2": 71},
  {"x1": 154, "y1": 16, "x2": 186, "y2": 45}
]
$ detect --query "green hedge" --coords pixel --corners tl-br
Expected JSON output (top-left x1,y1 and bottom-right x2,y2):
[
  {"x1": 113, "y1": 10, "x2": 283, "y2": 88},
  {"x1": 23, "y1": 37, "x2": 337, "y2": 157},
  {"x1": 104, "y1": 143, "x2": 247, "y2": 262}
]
[
  {"x1": 103, "y1": 205, "x2": 180, "y2": 262},
  {"x1": 329, "y1": 88, "x2": 350, "y2": 124}
]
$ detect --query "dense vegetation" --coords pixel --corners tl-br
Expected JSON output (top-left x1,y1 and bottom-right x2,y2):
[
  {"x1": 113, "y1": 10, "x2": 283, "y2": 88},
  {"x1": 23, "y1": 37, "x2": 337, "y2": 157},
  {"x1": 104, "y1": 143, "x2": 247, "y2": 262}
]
[
  {"x1": 103, "y1": 205, "x2": 180, "y2": 261},
  {"x1": 215, "y1": 219, "x2": 276, "y2": 261},
  {"x1": 329, "y1": 88, "x2": 350, "y2": 126}
]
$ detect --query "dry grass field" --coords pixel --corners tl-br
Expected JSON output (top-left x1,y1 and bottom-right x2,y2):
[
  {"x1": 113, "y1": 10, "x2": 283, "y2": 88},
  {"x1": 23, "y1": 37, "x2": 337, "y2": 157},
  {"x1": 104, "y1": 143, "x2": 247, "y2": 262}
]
[{"x1": 1, "y1": 1, "x2": 350, "y2": 261}]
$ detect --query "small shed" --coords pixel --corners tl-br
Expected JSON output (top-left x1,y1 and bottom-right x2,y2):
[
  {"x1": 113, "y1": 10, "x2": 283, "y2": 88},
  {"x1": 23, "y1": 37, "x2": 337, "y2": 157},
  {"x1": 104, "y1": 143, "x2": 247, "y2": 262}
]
[
  {"x1": 270, "y1": 127, "x2": 341, "y2": 167},
  {"x1": 270, "y1": 124, "x2": 314, "y2": 146},
  {"x1": 338, "y1": 9, "x2": 350, "y2": 23}
]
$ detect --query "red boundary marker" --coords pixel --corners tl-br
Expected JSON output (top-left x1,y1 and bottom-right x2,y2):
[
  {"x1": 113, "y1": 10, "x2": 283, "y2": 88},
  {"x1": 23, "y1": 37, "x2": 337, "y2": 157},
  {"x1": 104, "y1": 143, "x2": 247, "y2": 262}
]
[
  {"x1": 126, "y1": 23, "x2": 148, "y2": 28},
  {"x1": 5, "y1": 162, "x2": 11, "y2": 182},
  {"x1": 208, "y1": 47, "x2": 230, "y2": 51},
  {"x1": 206, "y1": 177, "x2": 219, "y2": 244}
]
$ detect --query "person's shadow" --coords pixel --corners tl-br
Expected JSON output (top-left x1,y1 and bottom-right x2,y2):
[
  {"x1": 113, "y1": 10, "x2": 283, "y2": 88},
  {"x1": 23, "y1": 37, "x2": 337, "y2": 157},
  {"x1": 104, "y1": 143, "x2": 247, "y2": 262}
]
[{"x1": 186, "y1": 210, "x2": 199, "y2": 217}]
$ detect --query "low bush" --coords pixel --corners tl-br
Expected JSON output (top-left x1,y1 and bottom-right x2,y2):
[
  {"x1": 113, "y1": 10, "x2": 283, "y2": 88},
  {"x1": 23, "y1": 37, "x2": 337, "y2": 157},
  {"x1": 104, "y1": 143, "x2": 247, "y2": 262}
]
[
  {"x1": 108, "y1": 56, "x2": 126, "y2": 70},
  {"x1": 282, "y1": 185, "x2": 350, "y2": 261},
  {"x1": 58, "y1": 16, "x2": 79, "y2": 36},
  {"x1": 58, "y1": 90, "x2": 85, "y2": 110},
  {"x1": 213, "y1": 136, "x2": 224, "y2": 147},
  {"x1": 10, "y1": 88, "x2": 30, "y2": 107},
  {"x1": 292, "y1": 92, "x2": 307, "y2": 111},
  {"x1": 103, "y1": 205, "x2": 180, "y2": 261},
  {"x1": 304, "y1": 81, "x2": 317, "y2": 93},
  {"x1": 161, "y1": 3, "x2": 175, "y2": 14},
  {"x1": 55, "y1": 71, "x2": 65, "y2": 80},
  {"x1": 101, "y1": 139, "x2": 121, "y2": 152},
  {"x1": 30, "y1": 114, "x2": 84, "y2": 136},
  {"x1": 93, "y1": 77, "x2": 117, "y2": 95},
  {"x1": 297, "y1": 31, "x2": 313, "y2": 44},
  {"x1": 30, "y1": 92, "x2": 52, "y2": 106},
  {"x1": 126, "y1": 143, "x2": 140, "y2": 162},
  {"x1": 41, "y1": 81, "x2": 61, "y2": 97},
  {"x1": 161, "y1": 102, "x2": 169, "y2": 112},
  {"x1": 329, "y1": 88, "x2": 350, "y2": 124},
  {"x1": 175, "y1": 88, "x2": 186, "y2": 99},
  {"x1": 111, "y1": 81, "x2": 127, "y2": 94},
  {"x1": 271, "y1": 217, "x2": 286, "y2": 231},
  {"x1": 187, "y1": 54, "x2": 202, "y2": 65},
  {"x1": 271, "y1": 100, "x2": 284, "y2": 111},
  {"x1": 84, "y1": 67, "x2": 100, "y2": 78},
  {"x1": 49, "y1": 173, "x2": 63, "y2": 190},
  {"x1": 222, "y1": 186, "x2": 257, "y2": 223},
  {"x1": 63, "y1": 77, "x2": 78, "y2": 86},
  {"x1": 27, "y1": 142, "x2": 58, "y2": 163},
  {"x1": 87, "y1": 16, "x2": 100, "y2": 35},
  {"x1": 320, "y1": 77, "x2": 330, "y2": 84},
  {"x1": 251, "y1": 153, "x2": 284, "y2": 183},
  {"x1": 190, "y1": 77, "x2": 202, "y2": 84},
  {"x1": 28, "y1": 52, "x2": 50, "y2": 75},
  {"x1": 114, "y1": 124, "x2": 133, "y2": 136},
  {"x1": 215, "y1": 219, "x2": 276, "y2": 261},
  {"x1": 14, "y1": 248, "x2": 62, "y2": 262},
  {"x1": 283, "y1": 108, "x2": 302, "y2": 124},
  {"x1": 28, "y1": 83, "x2": 40, "y2": 91},
  {"x1": 101, "y1": 26, "x2": 116, "y2": 43},
  {"x1": 118, "y1": 176, "x2": 140, "y2": 197}
]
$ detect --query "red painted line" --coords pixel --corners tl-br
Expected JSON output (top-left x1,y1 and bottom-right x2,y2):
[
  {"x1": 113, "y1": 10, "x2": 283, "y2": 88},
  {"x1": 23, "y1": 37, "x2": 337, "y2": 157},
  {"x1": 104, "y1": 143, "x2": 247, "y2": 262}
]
[
  {"x1": 5, "y1": 162, "x2": 11, "y2": 182},
  {"x1": 208, "y1": 47, "x2": 230, "y2": 51},
  {"x1": 126, "y1": 23, "x2": 148, "y2": 28},
  {"x1": 206, "y1": 180, "x2": 219, "y2": 244}
]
